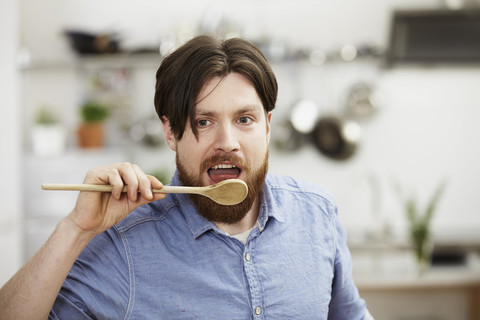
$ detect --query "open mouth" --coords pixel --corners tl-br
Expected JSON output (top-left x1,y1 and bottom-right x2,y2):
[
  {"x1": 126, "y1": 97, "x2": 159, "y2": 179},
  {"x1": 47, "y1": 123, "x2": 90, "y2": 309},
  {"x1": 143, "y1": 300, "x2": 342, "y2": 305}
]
[{"x1": 207, "y1": 164, "x2": 242, "y2": 183}]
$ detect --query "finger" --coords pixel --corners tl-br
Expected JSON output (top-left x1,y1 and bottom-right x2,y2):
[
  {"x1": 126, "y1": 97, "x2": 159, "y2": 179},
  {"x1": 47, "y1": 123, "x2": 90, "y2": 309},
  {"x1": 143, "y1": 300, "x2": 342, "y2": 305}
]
[
  {"x1": 105, "y1": 168, "x2": 126, "y2": 200},
  {"x1": 147, "y1": 175, "x2": 166, "y2": 201},
  {"x1": 116, "y1": 162, "x2": 139, "y2": 202},
  {"x1": 148, "y1": 175, "x2": 164, "y2": 190},
  {"x1": 132, "y1": 164, "x2": 154, "y2": 200},
  {"x1": 124, "y1": 175, "x2": 165, "y2": 211},
  {"x1": 83, "y1": 166, "x2": 124, "y2": 200}
]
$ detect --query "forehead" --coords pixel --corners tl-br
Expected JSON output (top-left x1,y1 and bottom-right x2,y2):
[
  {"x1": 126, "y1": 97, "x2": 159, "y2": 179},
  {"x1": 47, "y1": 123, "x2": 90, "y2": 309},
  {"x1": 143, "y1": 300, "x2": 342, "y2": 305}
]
[{"x1": 195, "y1": 73, "x2": 264, "y2": 114}]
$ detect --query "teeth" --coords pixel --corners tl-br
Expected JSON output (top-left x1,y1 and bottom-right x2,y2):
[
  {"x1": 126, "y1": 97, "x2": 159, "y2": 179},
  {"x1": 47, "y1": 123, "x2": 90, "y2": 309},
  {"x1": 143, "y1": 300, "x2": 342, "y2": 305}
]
[{"x1": 211, "y1": 164, "x2": 237, "y2": 170}]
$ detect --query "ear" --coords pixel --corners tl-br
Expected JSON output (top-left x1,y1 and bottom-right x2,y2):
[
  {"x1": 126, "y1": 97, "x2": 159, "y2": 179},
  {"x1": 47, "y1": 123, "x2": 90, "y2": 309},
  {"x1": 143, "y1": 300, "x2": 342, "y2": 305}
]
[
  {"x1": 266, "y1": 111, "x2": 272, "y2": 144},
  {"x1": 161, "y1": 116, "x2": 177, "y2": 151}
]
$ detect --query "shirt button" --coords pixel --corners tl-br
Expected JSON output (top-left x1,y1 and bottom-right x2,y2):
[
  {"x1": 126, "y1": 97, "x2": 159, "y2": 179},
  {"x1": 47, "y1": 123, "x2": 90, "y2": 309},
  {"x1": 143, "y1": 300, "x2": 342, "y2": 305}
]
[
  {"x1": 245, "y1": 253, "x2": 251, "y2": 261},
  {"x1": 255, "y1": 306, "x2": 261, "y2": 315}
]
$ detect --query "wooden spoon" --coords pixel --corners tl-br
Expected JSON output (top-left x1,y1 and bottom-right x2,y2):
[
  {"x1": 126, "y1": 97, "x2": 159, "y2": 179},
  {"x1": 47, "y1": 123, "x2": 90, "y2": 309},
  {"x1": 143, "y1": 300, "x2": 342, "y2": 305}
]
[{"x1": 41, "y1": 179, "x2": 248, "y2": 206}]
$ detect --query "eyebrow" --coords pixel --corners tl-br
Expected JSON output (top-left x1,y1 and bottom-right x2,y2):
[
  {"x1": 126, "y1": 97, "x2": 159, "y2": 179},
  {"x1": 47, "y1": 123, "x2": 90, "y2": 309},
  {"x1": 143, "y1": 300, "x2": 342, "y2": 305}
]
[{"x1": 194, "y1": 104, "x2": 264, "y2": 117}]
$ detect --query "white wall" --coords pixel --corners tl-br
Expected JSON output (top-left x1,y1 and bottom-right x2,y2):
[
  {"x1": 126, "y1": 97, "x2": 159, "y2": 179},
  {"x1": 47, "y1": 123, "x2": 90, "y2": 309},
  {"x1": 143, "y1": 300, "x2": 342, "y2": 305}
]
[
  {"x1": 0, "y1": 0, "x2": 22, "y2": 286},
  {"x1": 17, "y1": 0, "x2": 480, "y2": 243}
]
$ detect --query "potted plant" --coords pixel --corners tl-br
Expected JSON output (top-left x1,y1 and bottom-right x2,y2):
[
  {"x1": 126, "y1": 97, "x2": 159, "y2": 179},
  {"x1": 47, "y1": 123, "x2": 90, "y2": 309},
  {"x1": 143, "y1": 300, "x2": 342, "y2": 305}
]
[
  {"x1": 77, "y1": 100, "x2": 110, "y2": 148},
  {"x1": 31, "y1": 105, "x2": 66, "y2": 156},
  {"x1": 396, "y1": 181, "x2": 447, "y2": 275}
]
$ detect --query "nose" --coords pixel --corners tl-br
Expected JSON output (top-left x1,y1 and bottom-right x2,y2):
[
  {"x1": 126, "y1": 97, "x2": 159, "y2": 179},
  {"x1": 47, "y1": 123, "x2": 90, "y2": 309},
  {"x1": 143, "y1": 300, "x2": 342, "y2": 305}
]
[{"x1": 214, "y1": 123, "x2": 240, "y2": 153}]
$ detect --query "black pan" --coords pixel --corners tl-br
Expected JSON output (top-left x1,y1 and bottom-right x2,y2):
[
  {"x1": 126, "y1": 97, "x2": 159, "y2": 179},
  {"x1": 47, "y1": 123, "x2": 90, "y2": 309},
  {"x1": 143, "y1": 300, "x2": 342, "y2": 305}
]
[{"x1": 312, "y1": 116, "x2": 361, "y2": 160}]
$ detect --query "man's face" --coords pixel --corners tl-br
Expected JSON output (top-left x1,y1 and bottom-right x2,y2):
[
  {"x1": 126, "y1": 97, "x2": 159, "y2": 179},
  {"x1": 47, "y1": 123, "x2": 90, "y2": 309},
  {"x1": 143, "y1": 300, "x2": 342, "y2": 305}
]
[{"x1": 163, "y1": 72, "x2": 272, "y2": 223}]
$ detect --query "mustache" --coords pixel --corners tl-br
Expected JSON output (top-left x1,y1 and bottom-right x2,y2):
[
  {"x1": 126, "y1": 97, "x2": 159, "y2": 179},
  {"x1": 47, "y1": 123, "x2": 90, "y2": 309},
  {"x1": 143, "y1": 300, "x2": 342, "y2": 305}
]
[{"x1": 200, "y1": 154, "x2": 249, "y2": 173}]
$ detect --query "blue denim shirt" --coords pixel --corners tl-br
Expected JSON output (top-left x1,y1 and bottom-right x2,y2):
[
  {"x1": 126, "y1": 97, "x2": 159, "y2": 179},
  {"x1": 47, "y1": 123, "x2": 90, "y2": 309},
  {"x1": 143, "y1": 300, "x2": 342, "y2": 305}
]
[{"x1": 50, "y1": 172, "x2": 367, "y2": 319}]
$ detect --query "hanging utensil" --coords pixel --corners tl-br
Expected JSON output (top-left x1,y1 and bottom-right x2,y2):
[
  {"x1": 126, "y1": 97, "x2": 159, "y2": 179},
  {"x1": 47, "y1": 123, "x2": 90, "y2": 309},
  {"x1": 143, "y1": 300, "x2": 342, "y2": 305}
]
[
  {"x1": 345, "y1": 82, "x2": 381, "y2": 119},
  {"x1": 312, "y1": 115, "x2": 361, "y2": 160}
]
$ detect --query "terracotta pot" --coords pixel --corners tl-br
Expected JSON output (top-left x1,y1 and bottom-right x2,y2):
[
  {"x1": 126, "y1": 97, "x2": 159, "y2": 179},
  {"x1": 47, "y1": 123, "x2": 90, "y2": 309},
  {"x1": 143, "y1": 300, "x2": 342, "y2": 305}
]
[{"x1": 77, "y1": 123, "x2": 105, "y2": 148}]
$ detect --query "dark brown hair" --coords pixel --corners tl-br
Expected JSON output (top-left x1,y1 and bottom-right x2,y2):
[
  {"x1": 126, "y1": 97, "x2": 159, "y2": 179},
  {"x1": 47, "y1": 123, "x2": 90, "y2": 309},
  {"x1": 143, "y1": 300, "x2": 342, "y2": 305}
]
[{"x1": 154, "y1": 35, "x2": 278, "y2": 140}]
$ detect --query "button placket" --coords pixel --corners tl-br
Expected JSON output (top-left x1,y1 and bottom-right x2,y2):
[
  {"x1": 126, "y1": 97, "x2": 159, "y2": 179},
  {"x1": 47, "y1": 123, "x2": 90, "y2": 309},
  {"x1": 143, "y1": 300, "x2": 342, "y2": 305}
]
[{"x1": 243, "y1": 244, "x2": 264, "y2": 319}]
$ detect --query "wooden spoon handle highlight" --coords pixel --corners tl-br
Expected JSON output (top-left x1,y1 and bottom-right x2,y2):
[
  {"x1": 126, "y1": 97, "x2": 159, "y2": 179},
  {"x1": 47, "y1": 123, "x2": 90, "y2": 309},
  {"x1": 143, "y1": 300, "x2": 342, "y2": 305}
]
[{"x1": 41, "y1": 183, "x2": 200, "y2": 194}]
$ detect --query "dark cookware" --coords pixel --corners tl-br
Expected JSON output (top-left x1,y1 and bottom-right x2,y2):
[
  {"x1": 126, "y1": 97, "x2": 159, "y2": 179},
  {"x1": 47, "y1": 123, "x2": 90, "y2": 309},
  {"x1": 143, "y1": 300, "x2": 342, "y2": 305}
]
[
  {"x1": 312, "y1": 115, "x2": 361, "y2": 160},
  {"x1": 64, "y1": 30, "x2": 119, "y2": 55}
]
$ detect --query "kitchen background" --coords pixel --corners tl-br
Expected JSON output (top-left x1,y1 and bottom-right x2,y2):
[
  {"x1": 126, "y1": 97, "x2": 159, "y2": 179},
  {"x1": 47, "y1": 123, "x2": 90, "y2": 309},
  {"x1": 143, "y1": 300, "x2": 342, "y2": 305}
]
[{"x1": 1, "y1": 0, "x2": 480, "y2": 319}]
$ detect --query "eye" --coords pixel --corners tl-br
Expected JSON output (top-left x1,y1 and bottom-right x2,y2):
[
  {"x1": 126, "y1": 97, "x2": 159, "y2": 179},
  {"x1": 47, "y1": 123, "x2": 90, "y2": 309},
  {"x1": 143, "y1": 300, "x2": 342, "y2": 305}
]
[
  {"x1": 196, "y1": 119, "x2": 211, "y2": 128},
  {"x1": 237, "y1": 116, "x2": 253, "y2": 125}
]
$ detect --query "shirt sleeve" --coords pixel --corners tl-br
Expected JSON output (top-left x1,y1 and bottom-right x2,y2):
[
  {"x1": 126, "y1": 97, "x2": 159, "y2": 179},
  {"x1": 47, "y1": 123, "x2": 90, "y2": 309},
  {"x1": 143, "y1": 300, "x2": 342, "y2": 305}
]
[
  {"x1": 327, "y1": 205, "x2": 367, "y2": 320},
  {"x1": 49, "y1": 227, "x2": 131, "y2": 319}
]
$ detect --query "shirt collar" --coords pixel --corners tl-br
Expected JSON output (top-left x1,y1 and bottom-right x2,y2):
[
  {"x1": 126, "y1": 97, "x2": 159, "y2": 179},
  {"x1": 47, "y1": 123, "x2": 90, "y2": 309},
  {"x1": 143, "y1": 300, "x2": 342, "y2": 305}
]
[
  {"x1": 169, "y1": 172, "x2": 216, "y2": 239},
  {"x1": 170, "y1": 171, "x2": 285, "y2": 239},
  {"x1": 258, "y1": 174, "x2": 286, "y2": 227}
]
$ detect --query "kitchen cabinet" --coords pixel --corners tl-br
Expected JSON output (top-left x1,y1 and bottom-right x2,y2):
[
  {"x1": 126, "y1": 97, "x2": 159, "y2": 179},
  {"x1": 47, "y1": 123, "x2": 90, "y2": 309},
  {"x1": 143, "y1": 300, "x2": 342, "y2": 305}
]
[
  {"x1": 357, "y1": 269, "x2": 480, "y2": 320},
  {"x1": 351, "y1": 242, "x2": 480, "y2": 320}
]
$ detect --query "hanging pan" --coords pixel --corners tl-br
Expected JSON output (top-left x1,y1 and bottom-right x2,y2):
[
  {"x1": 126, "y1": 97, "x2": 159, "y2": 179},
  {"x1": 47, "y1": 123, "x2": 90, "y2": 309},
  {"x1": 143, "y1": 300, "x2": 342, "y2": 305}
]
[{"x1": 312, "y1": 115, "x2": 361, "y2": 161}]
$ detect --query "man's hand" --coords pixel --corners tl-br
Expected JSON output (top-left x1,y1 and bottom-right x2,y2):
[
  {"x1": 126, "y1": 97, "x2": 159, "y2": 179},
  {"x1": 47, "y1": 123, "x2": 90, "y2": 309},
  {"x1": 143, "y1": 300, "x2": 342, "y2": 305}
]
[{"x1": 67, "y1": 162, "x2": 166, "y2": 237}]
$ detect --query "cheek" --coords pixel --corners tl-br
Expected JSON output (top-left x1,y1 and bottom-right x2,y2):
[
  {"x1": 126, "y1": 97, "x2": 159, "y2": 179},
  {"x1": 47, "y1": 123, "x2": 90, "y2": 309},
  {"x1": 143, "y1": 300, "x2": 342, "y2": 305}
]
[
  {"x1": 177, "y1": 140, "x2": 208, "y2": 172},
  {"x1": 244, "y1": 138, "x2": 268, "y2": 165}
]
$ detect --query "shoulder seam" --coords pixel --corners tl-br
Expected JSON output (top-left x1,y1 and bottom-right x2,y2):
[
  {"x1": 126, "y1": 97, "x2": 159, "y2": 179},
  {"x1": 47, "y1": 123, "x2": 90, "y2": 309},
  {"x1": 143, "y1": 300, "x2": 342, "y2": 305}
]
[
  {"x1": 114, "y1": 226, "x2": 135, "y2": 320},
  {"x1": 115, "y1": 203, "x2": 177, "y2": 233},
  {"x1": 269, "y1": 183, "x2": 336, "y2": 207}
]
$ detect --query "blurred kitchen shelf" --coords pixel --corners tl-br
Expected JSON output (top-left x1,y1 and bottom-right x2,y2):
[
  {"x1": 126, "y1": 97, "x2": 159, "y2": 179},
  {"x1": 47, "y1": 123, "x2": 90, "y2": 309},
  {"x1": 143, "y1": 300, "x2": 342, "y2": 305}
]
[
  {"x1": 348, "y1": 239, "x2": 410, "y2": 251},
  {"x1": 20, "y1": 52, "x2": 163, "y2": 71},
  {"x1": 23, "y1": 146, "x2": 156, "y2": 177},
  {"x1": 24, "y1": 147, "x2": 130, "y2": 164},
  {"x1": 74, "y1": 52, "x2": 163, "y2": 69}
]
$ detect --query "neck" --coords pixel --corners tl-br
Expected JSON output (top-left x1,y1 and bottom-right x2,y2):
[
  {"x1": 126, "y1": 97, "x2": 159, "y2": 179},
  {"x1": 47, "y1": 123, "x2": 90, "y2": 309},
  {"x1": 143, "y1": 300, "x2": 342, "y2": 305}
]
[{"x1": 215, "y1": 196, "x2": 260, "y2": 235}]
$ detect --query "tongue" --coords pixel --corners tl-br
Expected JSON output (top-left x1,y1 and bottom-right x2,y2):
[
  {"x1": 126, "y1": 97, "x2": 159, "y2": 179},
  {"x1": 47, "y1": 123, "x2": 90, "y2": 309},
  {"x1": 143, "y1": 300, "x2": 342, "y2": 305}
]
[{"x1": 209, "y1": 168, "x2": 240, "y2": 183}]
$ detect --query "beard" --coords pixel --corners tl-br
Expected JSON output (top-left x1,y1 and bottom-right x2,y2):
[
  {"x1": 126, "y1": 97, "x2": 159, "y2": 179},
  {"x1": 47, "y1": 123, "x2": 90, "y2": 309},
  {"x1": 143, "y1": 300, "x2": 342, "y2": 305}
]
[{"x1": 176, "y1": 150, "x2": 269, "y2": 224}]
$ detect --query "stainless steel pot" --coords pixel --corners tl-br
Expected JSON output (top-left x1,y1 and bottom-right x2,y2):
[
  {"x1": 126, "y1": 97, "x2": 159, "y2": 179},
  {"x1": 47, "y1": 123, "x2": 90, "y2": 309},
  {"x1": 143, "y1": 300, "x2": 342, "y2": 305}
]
[{"x1": 345, "y1": 82, "x2": 381, "y2": 118}]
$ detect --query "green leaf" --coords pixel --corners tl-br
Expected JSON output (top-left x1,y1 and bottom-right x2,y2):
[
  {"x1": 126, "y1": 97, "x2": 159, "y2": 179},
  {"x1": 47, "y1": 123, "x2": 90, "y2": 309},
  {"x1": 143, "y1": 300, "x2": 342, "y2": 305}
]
[
  {"x1": 80, "y1": 100, "x2": 110, "y2": 123},
  {"x1": 424, "y1": 181, "x2": 447, "y2": 224}
]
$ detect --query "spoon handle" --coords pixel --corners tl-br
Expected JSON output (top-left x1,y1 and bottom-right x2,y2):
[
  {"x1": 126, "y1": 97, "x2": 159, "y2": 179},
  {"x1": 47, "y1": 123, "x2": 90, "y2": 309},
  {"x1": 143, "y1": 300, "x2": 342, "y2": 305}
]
[
  {"x1": 157, "y1": 185, "x2": 202, "y2": 194},
  {"x1": 41, "y1": 183, "x2": 201, "y2": 194}
]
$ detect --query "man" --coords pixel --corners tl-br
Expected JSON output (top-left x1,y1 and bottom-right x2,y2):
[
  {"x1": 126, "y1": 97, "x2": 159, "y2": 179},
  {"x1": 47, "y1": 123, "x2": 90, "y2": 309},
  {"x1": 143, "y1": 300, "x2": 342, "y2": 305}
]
[{"x1": 0, "y1": 35, "x2": 371, "y2": 319}]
